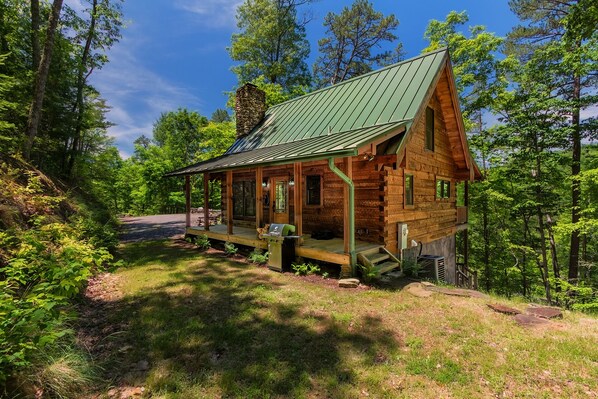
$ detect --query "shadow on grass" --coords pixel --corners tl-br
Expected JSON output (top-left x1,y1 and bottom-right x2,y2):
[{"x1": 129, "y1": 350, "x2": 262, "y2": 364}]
[{"x1": 83, "y1": 240, "x2": 401, "y2": 397}]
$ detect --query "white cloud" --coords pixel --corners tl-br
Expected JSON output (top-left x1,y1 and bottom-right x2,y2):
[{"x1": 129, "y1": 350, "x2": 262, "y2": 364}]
[
  {"x1": 63, "y1": 0, "x2": 87, "y2": 14},
  {"x1": 174, "y1": 0, "x2": 241, "y2": 27},
  {"x1": 581, "y1": 104, "x2": 598, "y2": 120},
  {"x1": 91, "y1": 37, "x2": 203, "y2": 157}
]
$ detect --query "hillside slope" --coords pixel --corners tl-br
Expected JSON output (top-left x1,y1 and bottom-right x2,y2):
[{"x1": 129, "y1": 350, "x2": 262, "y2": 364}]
[{"x1": 1, "y1": 154, "x2": 117, "y2": 398}]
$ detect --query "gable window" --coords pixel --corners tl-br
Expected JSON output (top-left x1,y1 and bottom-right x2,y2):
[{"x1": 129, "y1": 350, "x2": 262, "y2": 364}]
[
  {"x1": 306, "y1": 175, "x2": 322, "y2": 206},
  {"x1": 436, "y1": 178, "x2": 450, "y2": 199},
  {"x1": 232, "y1": 181, "x2": 256, "y2": 217},
  {"x1": 425, "y1": 106, "x2": 434, "y2": 151},
  {"x1": 405, "y1": 174, "x2": 414, "y2": 206}
]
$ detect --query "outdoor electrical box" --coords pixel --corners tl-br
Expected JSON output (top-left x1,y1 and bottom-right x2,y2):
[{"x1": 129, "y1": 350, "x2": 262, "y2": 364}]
[{"x1": 397, "y1": 223, "x2": 409, "y2": 251}]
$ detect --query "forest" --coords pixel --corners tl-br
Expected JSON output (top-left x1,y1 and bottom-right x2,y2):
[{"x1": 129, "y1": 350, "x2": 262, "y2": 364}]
[{"x1": 0, "y1": 0, "x2": 596, "y2": 396}]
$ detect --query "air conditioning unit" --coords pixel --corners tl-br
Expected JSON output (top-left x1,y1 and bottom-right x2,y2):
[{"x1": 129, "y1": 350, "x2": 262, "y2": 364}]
[{"x1": 417, "y1": 255, "x2": 446, "y2": 282}]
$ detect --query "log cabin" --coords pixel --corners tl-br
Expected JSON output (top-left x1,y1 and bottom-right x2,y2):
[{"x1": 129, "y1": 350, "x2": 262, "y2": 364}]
[{"x1": 165, "y1": 48, "x2": 482, "y2": 285}]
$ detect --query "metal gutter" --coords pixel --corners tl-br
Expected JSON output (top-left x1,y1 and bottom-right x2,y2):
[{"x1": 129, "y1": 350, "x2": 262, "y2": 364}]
[{"x1": 327, "y1": 157, "x2": 356, "y2": 273}]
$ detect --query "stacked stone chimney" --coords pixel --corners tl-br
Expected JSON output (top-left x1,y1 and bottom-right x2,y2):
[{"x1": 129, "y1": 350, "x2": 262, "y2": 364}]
[{"x1": 235, "y1": 83, "x2": 266, "y2": 139}]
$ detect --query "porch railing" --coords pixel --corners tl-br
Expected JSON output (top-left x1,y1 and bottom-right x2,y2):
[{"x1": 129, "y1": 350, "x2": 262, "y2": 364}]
[{"x1": 456, "y1": 262, "x2": 478, "y2": 290}]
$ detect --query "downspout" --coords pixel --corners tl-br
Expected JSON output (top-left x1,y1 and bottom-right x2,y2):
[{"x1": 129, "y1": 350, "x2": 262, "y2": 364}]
[{"x1": 328, "y1": 157, "x2": 356, "y2": 273}]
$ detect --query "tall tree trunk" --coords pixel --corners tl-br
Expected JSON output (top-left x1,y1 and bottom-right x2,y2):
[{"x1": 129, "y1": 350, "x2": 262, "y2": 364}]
[
  {"x1": 568, "y1": 73, "x2": 581, "y2": 282},
  {"x1": 66, "y1": 0, "x2": 97, "y2": 177},
  {"x1": 23, "y1": 0, "x2": 64, "y2": 160},
  {"x1": 546, "y1": 214, "x2": 560, "y2": 294},
  {"x1": 482, "y1": 194, "x2": 491, "y2": 291},
  {"x1": 534, "y1": 155, "x2": 551, "y2": 303},
  {"x1": 30, "y1": 0, "x2": 40, "y2": 72},
  {"x1": 522, "y1": 216, "x2": 529, "y2": 297}
]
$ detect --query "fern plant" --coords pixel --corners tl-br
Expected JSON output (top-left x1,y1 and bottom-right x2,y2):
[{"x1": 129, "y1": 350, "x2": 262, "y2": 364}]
[{"x1": 224, "y1": 241, "x2": 238, "y2": 256}]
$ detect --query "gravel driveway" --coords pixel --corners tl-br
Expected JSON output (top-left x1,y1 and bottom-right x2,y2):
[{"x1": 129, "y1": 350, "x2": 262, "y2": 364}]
[{"x1": 120, "y1": 214, "x2": 187, "y2": 242}]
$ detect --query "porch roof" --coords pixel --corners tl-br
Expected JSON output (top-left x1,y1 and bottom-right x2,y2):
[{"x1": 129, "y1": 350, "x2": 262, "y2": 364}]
[{"x1": 165, "y1": 120, "x2": 408, "y2": 176}]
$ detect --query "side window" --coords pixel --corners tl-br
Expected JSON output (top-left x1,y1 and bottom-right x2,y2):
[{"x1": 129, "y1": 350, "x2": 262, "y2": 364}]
[
  {"x1": 233, "y1": 181, "x2": 256, "y2": 217},
  {"x1": 306, "y1": 175, "x2": 322, "y2": 206},
  {"x1": 405, "y1": 174, "x2": 414, "y2": 206},
  {"x1": 436, "y1": 178, "x2": 450, "y2": 199},
  {"x1": 456, "y1": 182, "x2": 466, "y2": 206},
  {"x1": 425, "y1": 106, "x2": 434, "y2": 151}
]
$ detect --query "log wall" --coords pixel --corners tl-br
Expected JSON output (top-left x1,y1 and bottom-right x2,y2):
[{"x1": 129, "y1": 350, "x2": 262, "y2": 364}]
[{"x1": 384, "y1": 86, "x2": 460, "y2": 253}]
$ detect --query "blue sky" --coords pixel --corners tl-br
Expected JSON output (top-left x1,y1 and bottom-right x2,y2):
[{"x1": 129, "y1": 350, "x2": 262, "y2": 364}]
[{"x1": 66, "y1": 0, "x2": 520, "y2": 157}]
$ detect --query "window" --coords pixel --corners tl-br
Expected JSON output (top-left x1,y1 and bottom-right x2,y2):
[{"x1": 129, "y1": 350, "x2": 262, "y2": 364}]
[
  {"x1": 274, "y1": 180, "x2": 287, "y2": 213},
  {"x1": 232, "y1": 181, "x2": 256, "y2": 217},
  {"x1": 456, "y1": 182, "x2": 466, "y2": 206},
  {"x1": 436, "y1": 178, "x2": 450, "y2": 199},
  {"x1": 306, "y1": 175, "x2": 322, "y2": 206},
  {"x1": 425, "y1": 106, "x2": 434, "y2": 151},
  {"x1": 405, "y1": 174, "x2": 414, "y2": 206}
]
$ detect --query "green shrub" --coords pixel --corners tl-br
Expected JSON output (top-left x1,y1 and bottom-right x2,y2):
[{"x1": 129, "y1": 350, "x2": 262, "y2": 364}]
[
  {"x1": 0, "y1": 221, "x2": 113, "y2": 384},
  {"x1": 358, "y1": 262, "x2": 379, "y2": 283},
  {"x1": 292, "y1": 262, "x2": 320, "y2": 276},
  {"x1": 224, "y1": 241, "x2": 238, "y2": 256},
  {"x1": 248, "y1": 249, "x2": 269, "y2": 264},
  {"x1": 195, "y1": 234, "x2": 211, "y2": 250},
  {"x1": 402, "y1": 257, "x2": 421, "y2": 277}
]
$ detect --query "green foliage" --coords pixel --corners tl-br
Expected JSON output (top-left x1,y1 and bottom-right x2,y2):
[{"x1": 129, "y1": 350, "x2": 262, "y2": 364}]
[
  {"x1": 292, "y1": 262, "x2": 320, "y2": 276},
  {"x1": 313, "y1": 0, "x2": 402, "y2": 86},
  {"x1": 402, "y1": 258, "x2": 422, "y2": 278},
  {"x1": 194, "y1": 234, "x2": 211, "y2": 251},
  {"x1": 210, "y1": 108, "x2": 231, "y2": 123},
  {"x1": 423, "y1": 11, "x2": 514, "y2": 131},
  {"x1": 357, "y1": 262, "x2": 378, "y2": 283},
  {"x1": 248, "y1": 249, "x2": 269, "y2": 264},
  {"x1": 0, "y1": 221, "x2": 113, "y2": 382},
  {"x1": 229, "y1": 0, "x2": 311, "y2": 89},
  {"x1": 224, "y1": 241, "x2": 238, "y2": 256}
]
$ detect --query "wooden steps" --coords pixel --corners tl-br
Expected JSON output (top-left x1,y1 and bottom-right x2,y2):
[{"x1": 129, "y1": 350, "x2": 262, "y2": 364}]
[{"x1": 357, "y1": 247, "x2": 402, "y2": 277}]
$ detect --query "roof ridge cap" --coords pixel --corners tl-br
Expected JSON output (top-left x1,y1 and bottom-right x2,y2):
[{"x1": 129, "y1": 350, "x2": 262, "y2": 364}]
[{"x1": 267, "y1": 48, "x2": 448, "y2": 112}]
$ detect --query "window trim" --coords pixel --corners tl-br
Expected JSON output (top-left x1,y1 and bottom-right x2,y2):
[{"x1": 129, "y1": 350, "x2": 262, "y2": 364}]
[
  {"x1": 304, "y1": 173, "x2": 323, "y2": 208},
  {"x1": 425, "y1": 106, "x2": 435, "y2": 152},
  {"x1": 404, "y1": 173, "x2": 414, "y2": 208}
]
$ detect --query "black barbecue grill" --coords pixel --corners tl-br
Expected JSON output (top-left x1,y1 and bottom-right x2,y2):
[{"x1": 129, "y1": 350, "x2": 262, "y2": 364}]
[{"x1": 260, "y1": 223, "x2": 300, "y2": 271}]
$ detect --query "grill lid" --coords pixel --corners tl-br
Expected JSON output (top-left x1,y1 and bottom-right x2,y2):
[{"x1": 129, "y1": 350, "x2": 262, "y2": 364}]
[{"x1": 268, "y1": 223, "x2": 296, "y2": 237}]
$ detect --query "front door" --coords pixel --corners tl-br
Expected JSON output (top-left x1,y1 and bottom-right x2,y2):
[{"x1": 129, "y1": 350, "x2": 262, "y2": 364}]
[{"x1": 272, "y1": 177, "x2": 289, "y2": 224}]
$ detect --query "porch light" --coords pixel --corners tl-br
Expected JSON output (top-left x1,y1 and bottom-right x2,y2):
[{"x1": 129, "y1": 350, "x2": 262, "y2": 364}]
[
  {"x1": 262, "y1": 179, "x2": 269, "y2": 189},
  {"x1": 288, "y1": 178, "x2": 295, "y2": 187}
]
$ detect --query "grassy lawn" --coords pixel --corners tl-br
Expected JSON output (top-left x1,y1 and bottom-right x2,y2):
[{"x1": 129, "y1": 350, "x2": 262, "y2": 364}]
[{"x1": 88, "y1": 239, "x2": 598, "y2": 398}]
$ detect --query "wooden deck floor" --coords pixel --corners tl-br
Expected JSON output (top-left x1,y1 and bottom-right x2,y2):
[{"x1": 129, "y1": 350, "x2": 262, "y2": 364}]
[{"x1": 186, "y1": 224, "x2": 380, "y2": 266}]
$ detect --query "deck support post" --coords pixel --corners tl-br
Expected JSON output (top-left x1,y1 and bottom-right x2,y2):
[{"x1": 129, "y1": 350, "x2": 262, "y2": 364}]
[
  {"x1": 203, "y1": 172, "x2": 210, "y2": 231},
  {"x1": 226, "y1": 170, "x2": 233, "y2": 235},
  {"x1": 256, "y1": 167, "x2": 263, "y2": 233},
  {"x1": 328, "y1": 157, "x2": 355, "y2": 276},
  {"x1": 293, "y1": 162, "x2": 303, "y2": 245},
  {"x1": 185, "y1": 175, "x2": 191, "y2": 228}
]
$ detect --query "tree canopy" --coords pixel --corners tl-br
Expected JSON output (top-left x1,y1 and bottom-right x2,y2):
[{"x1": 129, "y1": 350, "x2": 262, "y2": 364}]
[{"x1": 313, "y1": 0, "x2": 402, "y2": 87}]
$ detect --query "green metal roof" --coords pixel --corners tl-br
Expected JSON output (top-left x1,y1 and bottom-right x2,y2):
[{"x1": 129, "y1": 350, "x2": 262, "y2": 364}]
[{"x1": 166, "y1": 49, "x2": 447, "y2": 176}]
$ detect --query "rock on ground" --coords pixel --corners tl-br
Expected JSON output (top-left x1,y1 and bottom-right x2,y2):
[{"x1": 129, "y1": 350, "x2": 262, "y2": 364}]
[
  {"x1": 526, "y1": 306, "x2": 563, "y2": 319},
  {"x1": 487, "y1": 303, "x2": 522, "y2": 315},
  {"x1": 339, "y1": 278, "x2": 360, "y2": 288}
]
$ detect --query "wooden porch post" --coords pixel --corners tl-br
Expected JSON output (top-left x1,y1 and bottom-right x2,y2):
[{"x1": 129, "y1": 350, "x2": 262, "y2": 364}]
[
  {"x1": 343, "y1": 157, "x2": 352, "y2": 254},
  {"x1": 256, "y1": 167, "x2": 263, "y2": 232},
  {"x1": 226, "y1": 170, "x2": 233, "y2": 234},
  {"x1": 185, "y1": 175, "x2": 191, "y2": 228},
  {"x1": 293, "y1": 162, "x2": 303, "y2": 244},
  {"x1": 203, "y1": 172, "x2": 210, "y2": 231}
]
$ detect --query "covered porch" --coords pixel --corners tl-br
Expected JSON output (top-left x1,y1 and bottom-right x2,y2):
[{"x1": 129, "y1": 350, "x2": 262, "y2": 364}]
[
  {"x1": 186, "y1": 224, "x2": 381, "y2": 267},
  {"x1": 180, "y1": 157, "x2": 372, "y2": 276}
]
